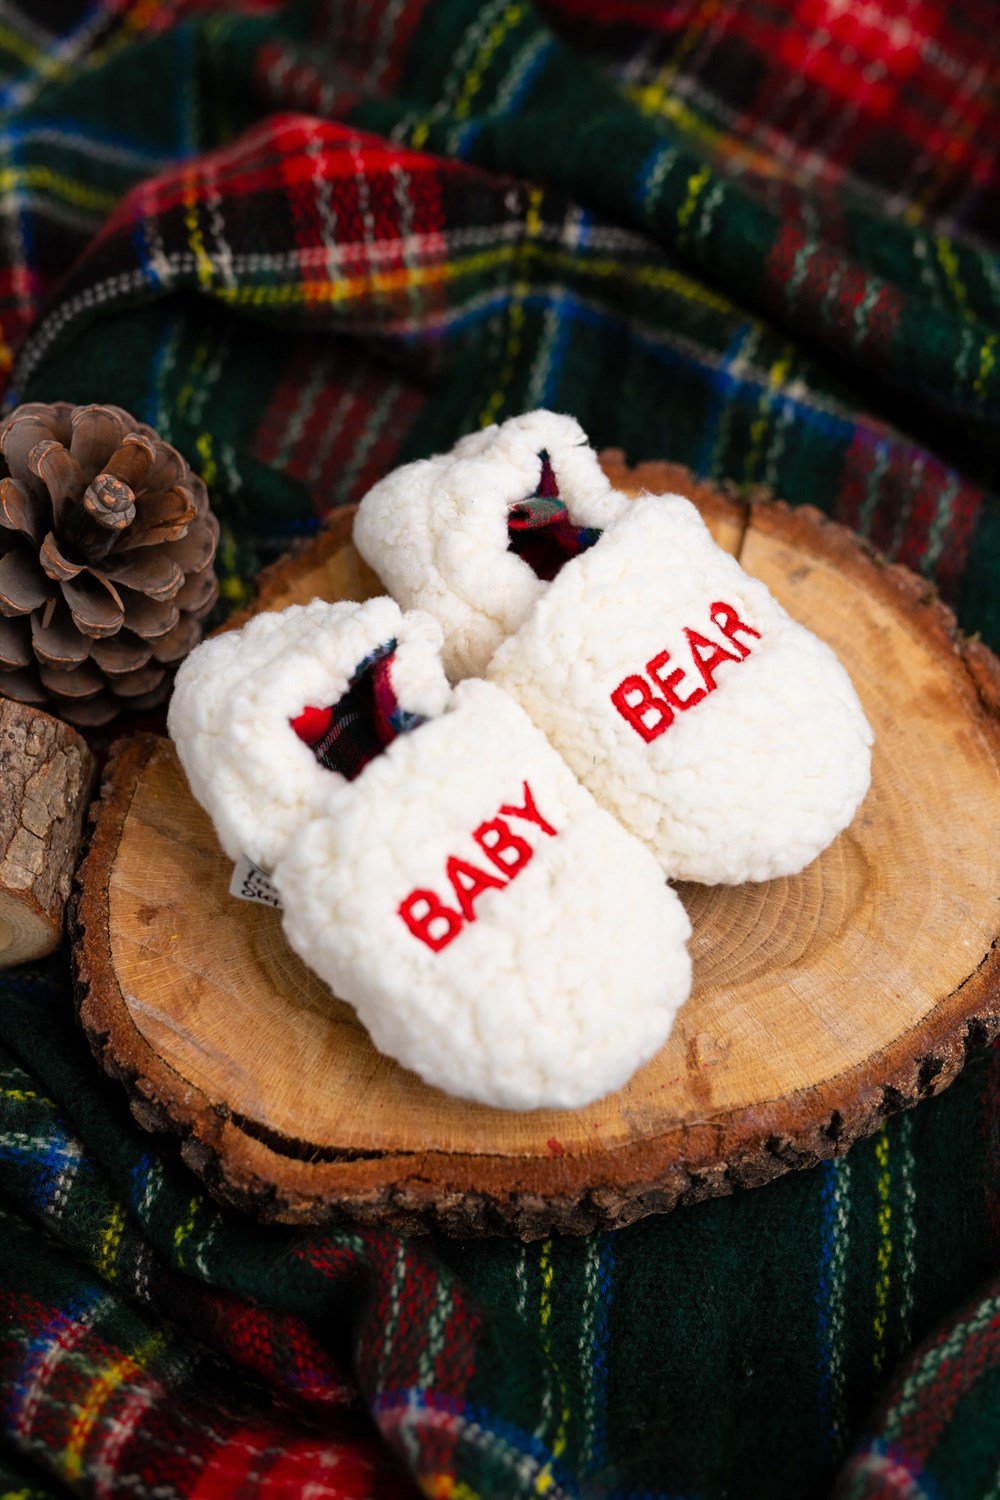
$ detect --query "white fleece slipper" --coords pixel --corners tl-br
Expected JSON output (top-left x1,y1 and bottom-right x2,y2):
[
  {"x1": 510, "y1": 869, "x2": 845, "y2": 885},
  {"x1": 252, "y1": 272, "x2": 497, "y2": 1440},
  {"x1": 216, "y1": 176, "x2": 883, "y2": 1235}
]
[
  {"x1": 353, "y1": 412, "x2": 873, "y2": 885},
  {"x1": 354, "y1": 409, "x2": 628, "y2": 680},
  {"x1": 168, "y1": 597, "x2": 450, "y2": 874},
  {"x1": 169, "y1": 597, "x2": 691, "y2": 1111}
]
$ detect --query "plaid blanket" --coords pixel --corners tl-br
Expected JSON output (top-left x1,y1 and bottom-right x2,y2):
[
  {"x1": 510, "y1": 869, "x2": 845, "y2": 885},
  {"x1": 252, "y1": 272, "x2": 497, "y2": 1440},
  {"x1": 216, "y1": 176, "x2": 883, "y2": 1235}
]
[{"x1": 0, "y1": 2, "x2": 998, "y2": 1496}]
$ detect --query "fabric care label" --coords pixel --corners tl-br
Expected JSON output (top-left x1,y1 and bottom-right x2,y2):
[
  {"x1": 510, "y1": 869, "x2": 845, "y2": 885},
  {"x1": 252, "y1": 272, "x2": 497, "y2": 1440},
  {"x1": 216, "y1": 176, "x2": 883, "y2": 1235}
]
[{"x1": 230, "y1": 854, "x2": 282, "y2": 909}]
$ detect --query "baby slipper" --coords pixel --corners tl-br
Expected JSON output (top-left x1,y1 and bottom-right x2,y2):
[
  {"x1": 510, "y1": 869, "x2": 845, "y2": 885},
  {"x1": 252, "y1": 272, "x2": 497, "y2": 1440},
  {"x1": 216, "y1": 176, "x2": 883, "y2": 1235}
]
[
  {"x1": 170, "y1": 597, "x2": 692, "y2": 1111},
  {"x1": 354, "y1": 412, "x2": 873, "y2": 885},
  {"x1": 168, "y1": 596, "x2": 451, "y2": 872},
  {"x1": 353, "y1": 409, "x2": 629, "y2": 680}
]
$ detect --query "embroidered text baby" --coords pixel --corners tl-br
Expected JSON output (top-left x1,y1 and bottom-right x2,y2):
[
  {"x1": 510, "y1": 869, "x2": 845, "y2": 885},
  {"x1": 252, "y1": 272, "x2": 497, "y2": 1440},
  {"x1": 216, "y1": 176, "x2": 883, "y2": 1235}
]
[{"x1": 399, "y1": 781, "x2": 557, "y2": 951}]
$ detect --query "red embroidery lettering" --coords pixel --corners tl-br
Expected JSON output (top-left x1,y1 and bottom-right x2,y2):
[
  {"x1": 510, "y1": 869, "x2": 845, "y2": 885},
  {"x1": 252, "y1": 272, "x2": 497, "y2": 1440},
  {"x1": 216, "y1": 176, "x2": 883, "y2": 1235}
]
[
  {"x1": 500, "y1": 780, "x2": 558, "y2": 837},
  {"x1": 399, "y1": 890, "x2": 463, "y2": 953},
  {"x1": 400, "y1": 783, "x2": 558, "y2": 950},
  {"x1": 711, "y1": 600, "x2": 761, "y2": 659},
  {"x1": 610, "y1": 675, "x2": 673, "y2": 742},
  {"x1": 474, "y1": 816, "x2": 533, "y2": 877},
  {"x1": 684, "y1": 628, "x2": 741, "y2": 692},
  {"x1": 610, "y1": 601, "x2": 761, "y2": 740},
  {"x1": 646, "y1": 649, "x2": 706, "y2": 712},
  {"x1": 446, "y1": 856, "x2": 507, "y2": 921}
]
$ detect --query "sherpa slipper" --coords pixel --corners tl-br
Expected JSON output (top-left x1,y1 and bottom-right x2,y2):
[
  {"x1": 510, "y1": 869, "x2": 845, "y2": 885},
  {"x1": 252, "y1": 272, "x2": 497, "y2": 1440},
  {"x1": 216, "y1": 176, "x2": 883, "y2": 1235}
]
[
  {"x1": 168, "y1": 597, "x2": 451, "y2": 873},
  {"x1": 354, "y1": 409, "x2": 628, "y2": 680},
  {"x1": 354, "y1": 412, "x2": 873, "y2": 885},
  {"x1": 169, "y1": 597, "x2": 692, "y2": 1111}
]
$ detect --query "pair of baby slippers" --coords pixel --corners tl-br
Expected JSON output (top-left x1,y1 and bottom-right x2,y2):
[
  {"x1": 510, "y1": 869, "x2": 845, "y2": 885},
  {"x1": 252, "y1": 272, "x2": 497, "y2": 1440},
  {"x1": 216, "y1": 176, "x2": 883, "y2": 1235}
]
[{"x1": 169, "y1": 412, "x2": 873, "y2": 1112}]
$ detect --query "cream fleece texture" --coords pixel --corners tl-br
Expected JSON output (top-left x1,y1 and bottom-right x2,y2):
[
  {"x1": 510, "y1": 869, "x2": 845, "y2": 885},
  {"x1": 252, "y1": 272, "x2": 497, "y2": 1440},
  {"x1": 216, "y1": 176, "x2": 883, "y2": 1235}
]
[
  {"x1": 277, "y1": 678, "x2": 692, "y2": 1110},
  {"x1": 353, "y1": 411, "x2": 873, "y2": 884},
  {"x1": 353, "y1": 410, "x2": 629, "y2": 679},
  {"x1": 170, "y1": 599, "x2": 692, "y2": 1110},
  {"x1": 167, "y1": 597, "x2": 451, "y2": 871},
  {"x1": 489, "y1": 495, "x2": 873, "y2": 884}
]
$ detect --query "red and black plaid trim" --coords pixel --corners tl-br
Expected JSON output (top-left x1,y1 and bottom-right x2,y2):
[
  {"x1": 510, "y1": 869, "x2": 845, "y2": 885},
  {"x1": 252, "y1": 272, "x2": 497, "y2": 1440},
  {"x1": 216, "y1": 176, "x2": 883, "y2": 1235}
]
[
  {"x1": 507, "y1": 452, "x2": 603, "y2": 582},
  {"x1": 290, "y1": 638, "x2": 426, "y2": 780}
]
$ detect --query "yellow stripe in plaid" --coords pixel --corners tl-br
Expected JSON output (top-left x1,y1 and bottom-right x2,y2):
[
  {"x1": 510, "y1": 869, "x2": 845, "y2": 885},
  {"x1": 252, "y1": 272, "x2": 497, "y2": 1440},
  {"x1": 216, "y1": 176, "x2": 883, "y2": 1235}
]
[
  {"x1": 97, "y1": 1200, "x2": 127, "y2": 1284},
  {"x1": 183, "y1": 175, "x2": 215, "y2": 290},
  {"x1": 0, "y1": 20, "x2": 48, "y2": 69},
  {"x1": 172, "y1": 1195, "x2": 201, "y2": 1267},
  {"x1": 213, "y1": 238, "x2": 737, "y2": 318},
  {"x1": 426, "y1": 1477, "x2": 483, "y2": 1500},
  {"x1": 0, "y1": 166, "x2": 117, "y2": 213},
  {"x1": 934, "y1": 237, "x2": 970, "y2": 317},
  {"x1": 745, "y1": 346, "x2": 794, "y2": 481},
  {"x1": 2, "y1": 1085, "x2": 54, "y2": 1106},
  {"x1": 62, "y1": 1331, "x2": 166, "y2": 1482},
  {"x1": 975, "y1": 333, "x2": 998, "y2": 400},
  {"x1": 677, "y1": 164, "x2": 711, "y2": 245},
  {"x1": 535, "y1": 1239, "x2": 571, "y2": 1495},
  {"x1": 480, "y1": 186, "x2": 542, "y2": 425},
  {"x1": 454, "y1": 3, "x2": 526, "y2": 122},
  {"x1": 873, "y1": 1126, "x2": 893, "y2": 1374}
]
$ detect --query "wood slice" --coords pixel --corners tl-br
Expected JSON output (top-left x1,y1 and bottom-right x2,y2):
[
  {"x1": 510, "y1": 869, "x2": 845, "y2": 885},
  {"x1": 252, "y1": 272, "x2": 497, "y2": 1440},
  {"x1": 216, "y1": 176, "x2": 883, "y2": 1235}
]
[
  {"x1": 72, "y1": 459, "x2": 1000, "y2": 1237},
  {"x1": 0, "y1": 699, "x2": 94, "y2": 966}
]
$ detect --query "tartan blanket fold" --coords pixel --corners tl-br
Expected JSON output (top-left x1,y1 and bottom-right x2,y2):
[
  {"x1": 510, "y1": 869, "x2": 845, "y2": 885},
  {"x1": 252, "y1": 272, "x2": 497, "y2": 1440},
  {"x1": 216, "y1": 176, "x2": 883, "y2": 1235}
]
[{"x1": 0, "y1": 1, "x2": 998, "y2": 1496}]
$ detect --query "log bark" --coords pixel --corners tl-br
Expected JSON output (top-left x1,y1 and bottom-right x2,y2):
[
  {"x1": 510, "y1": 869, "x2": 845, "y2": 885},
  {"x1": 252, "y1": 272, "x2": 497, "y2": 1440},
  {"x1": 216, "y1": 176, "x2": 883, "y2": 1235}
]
[
  {"x1": 1, "y1": 699, "x2": 94, "y2": 965},
  {"x1": 72, "y1": 463, "x2": 1000, "y2": 1237}
]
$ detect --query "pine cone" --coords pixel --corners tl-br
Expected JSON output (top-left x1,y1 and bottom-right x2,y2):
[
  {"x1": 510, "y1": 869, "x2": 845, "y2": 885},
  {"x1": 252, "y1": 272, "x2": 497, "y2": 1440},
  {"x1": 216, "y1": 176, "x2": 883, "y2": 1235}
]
[{"x1": 0, "y1": 402, "x2": 219, "y2": 727}]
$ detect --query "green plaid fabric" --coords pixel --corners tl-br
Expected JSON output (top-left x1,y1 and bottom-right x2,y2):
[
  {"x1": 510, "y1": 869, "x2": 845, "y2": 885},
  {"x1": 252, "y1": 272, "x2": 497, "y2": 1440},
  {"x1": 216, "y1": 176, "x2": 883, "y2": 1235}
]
[
  {"x1": 4, "y1": 968, "x2": 1000, "y2": 1498},
  {"x1": 1, "y1": 1, "x2": 999, "y2": 1496}
]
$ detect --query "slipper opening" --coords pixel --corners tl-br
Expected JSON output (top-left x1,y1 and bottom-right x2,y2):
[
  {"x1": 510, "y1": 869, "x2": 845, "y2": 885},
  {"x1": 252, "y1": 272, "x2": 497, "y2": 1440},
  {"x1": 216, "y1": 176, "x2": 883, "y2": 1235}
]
[
  {"x1": 507, "y1": 451, "x2": 602, "y2": 582},
  {"x1": 290, "y1": 638, "x2": 427, "y2": 780}
]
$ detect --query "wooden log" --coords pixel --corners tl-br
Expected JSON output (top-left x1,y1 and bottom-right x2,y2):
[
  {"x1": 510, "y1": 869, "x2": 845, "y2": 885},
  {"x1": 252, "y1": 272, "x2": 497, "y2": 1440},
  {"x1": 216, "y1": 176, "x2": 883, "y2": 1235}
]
[
  {"x1": 72, "y1": 461, "x2": 1000, "y2": 1236},
  {"x1": 0, "y1": 699, "x2": 94, "y2": 965}
]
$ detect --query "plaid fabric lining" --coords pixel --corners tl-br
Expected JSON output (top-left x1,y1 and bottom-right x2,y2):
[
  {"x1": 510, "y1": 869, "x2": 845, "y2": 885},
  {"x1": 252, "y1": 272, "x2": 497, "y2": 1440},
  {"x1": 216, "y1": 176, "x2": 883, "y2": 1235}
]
[
  {"x1": 290, "y1": 638, "x2": 427, "y2": 781},
  {"x1": 507, "y1": 451, "x2": 603, "y2": 582}
]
